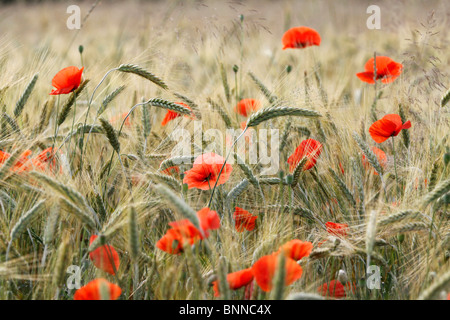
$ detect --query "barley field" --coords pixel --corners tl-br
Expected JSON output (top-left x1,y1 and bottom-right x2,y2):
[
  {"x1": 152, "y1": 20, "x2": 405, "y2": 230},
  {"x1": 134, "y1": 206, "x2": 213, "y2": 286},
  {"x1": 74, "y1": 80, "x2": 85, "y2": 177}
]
[{"x1": 0, "y1": 0, "x2": 449, "y2": 301}]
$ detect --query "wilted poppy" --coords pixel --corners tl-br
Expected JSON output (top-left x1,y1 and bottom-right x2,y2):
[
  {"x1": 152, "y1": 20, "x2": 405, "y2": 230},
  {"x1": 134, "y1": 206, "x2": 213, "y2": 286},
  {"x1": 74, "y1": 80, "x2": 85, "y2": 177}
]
[
  {"x1": 326, "y1": 222, "x2": 349, "y2": 237},
  {"x1": 233, "y1": 207, "x2": 258, "y2": 232},
  {"x1": 277, "y1": 240, "x2": 313, "y2": 261},
  {"x1": 183, "y1": 153, "x2": 233, "y2": 190},
  {"x1": 356, "y1": 56, "x2": 402, "y2": 84},
  {"x1": 362, "y1": 146, "x2": 387, "y2": 175},
  {"x1": 287, "y1": 139, "x2": 322, "y2": 172},
  {"x1": 282, "y1": 26, "x2": 321, "y2": 49},
  {"x1": 161, "y1": 102, "x2": 193, "y2": 126},
  {"x1": 252, "y1": 253, "x2": 303, "y2": 292},
  {"x1": 212, "y1": 268, "x2": 254, "y2": 297},
  {"x1": 369, "y1": 114, "x2": 411, "y2": 143},
  {"x1": 74, "y1": 278, "x2": 121, "y2": 300},
  {"x1": 317, "y1": 279, "x2": 355, "y2": 299},
  {"x1": 89, "y1": 235, "x2": 120, "y2": 275},
  {"x1": 234, "y1": 99, "x2": 261, "y2": 117},
  {"x1": 50, "y1": 66, "x2": 84, "y2": 95}
]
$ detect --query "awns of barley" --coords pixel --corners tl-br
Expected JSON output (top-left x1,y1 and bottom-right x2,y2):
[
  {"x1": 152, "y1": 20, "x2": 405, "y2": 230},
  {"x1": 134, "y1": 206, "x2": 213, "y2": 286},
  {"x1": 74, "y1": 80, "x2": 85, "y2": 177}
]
[
  {"x1": 146, "y1": 98, "x2": 192, "y2": 116},
  {"x1": 53, "y1": 235, "x2": 71, "y2": 288},
  {"x1": 226, "y1": 179, "x2": 249, "y2": 209},
  {"x1": 353, "y1": 132, "x2": 383, "y2": 175},
  {"x1": 129, "y1": 206, "x2": 140, "y2": 261},
  {"x1": 329, "y1": 168, "x2": 356, "y2": 208},
  {"x1": 291, "y1": 156, "x2": 308, "y2": 187},
  {"x1": 9, "y1": 199, "x2": 46, "y2": 242},
  {"x1": 392, "y1": 222, "x2": 429, "y2": 234},
  {"x1": 286, "y1": 292, "x2": 324, "y2": 300},
  {"x1": 207, "y1": 98, "x2": 232, "y2": 127},
  {"x1": 378, "y1": 210, "x2": 421, "y2": 227},
  {"x1": 98, "y1": 85, "x2": 125, "y2": 116},
  {"x1": 154, "y1": 184, "x2": 201, "y2": 231},
  {"x1": 158, "y1": 155, "x2": 195, "y2": 172},
  {"x1": 57, "y1": 79, "x2": 90, "y2": 126},
  {"x1": 117, "y1": 64, "x2": 168, "y2": 90},
  {"x1": 173, "y1": 92, "x2": 202, "y2": 119},
  {"x1": 246, "y1": 106, "x2": 321, "y2": 128},
  {"x1": 99, "y1": 117, "x2": 120, "y2": 153},
  {"x1": 148, "y1": 172, "x2": 182, "y2": 190},
  {"x1": 441, "y1": 87, "x2": 450, "y2": 108},
  {"x1": 14, "y1": 73, "x2": 38, "y2": 118},
  {"x1": 418, "y1": 269, "x2": 450, "y2": 300},
  {"x1": 248, "y1": 71, "x2": 277, "y2": 104},
  {"x1": 422, "y1": 178, "x2": 450, "y2": 207}
]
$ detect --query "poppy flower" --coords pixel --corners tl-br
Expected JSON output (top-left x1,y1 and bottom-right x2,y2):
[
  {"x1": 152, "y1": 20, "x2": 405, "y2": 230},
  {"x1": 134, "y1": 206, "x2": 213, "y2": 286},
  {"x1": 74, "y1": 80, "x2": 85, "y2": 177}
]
[
  {"x1": 234, "y1": 99, "x2": 261, "y2": 117},
  {"x1": 282, "y1": 26, "x2": 321, "y2": 49},
  {"x1": 252, "y1": 253, "x2": 303, "y2": 292},
  {"x1": 183, "y1": 153, "x2": 233, "y2": 190},
  {"x1": 362, "y1": 146, "x2": 387, "y2": 175},
  {"x1": 326, "y1": 222, "x2": 349, "y2": 237},
  {"x1": 110, "y1": 112, "x2": 131, "y2": 127},
  {"x1": 369, "y1": 114, "x2": 411, "y2": 143},
  {"x1": 233, "y1": 207, "x2": 258, "y2": 232},
  {"x1": 156, "y1": 208, "x2": 220, "y2": 254},
  {"x1": 339, "y1": 162, "x2": 345, "y2": 175},
  {"x1": 212, "y1": 268, "x2": 254, "y2": 297},
  {"x1": 74, "y1": 278, "x2": 121, "y2": 300},
  {"x1": 356, "y1": 56, "x2": 402, "y2": 84},
  {"x1": 89, "y1": 235, "x2": 120, "y2": 275},
  {"x1": 317, "y1": 280, "x2": 355, "y2": 299},
  {"x1": 161, "y1": 102, "x2": 193, "y2": 126},
  {"x1": 11, "y1": 150, "x2": 33, "y2": 172},
  {"x1": 277, "y1": 240, "x2": 313, "y2": 261},
  {"x1": 287, "y1": 139, "x2": 322, "y2": 172},
  {"x1": 50, "y1": 66, "x2": 84, "y2": 95}
]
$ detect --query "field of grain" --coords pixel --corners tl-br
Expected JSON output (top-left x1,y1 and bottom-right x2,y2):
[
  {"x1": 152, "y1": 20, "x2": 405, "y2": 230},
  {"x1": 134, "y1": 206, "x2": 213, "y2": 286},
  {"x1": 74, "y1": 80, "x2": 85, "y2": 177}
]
[{"x1": 0, "y1": 0, "x2": 448, "y2": 300}]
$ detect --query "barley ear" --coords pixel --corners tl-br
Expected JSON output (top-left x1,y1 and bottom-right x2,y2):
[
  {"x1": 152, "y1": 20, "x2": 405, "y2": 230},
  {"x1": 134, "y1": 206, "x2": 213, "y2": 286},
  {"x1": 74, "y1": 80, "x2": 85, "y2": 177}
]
[
  {"x1": 14, "y1": 73, "x2": 38, "y2": 118},
  {"x1": 99, "y1": 117, "x2": 120, "y2": 153},
  {"x1": 117, "y1": 64, "x2": 168, "y2": 90}
]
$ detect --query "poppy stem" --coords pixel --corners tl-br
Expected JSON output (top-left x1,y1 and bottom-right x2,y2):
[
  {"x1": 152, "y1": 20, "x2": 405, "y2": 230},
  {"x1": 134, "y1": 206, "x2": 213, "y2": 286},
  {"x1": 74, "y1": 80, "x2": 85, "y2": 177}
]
[
  {"x1": 391, "y1": 136, "x2": 400, "y2": 198},
  {"x1": 207, "y1": 127, "x2": 248, "y2": 208}
]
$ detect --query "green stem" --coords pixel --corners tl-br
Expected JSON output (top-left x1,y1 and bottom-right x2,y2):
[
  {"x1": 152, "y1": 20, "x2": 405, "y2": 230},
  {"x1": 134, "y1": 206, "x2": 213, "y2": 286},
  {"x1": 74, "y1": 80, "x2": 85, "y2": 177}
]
[{"x1": 391, "y1": 136, "x2": 400, "y2": 198}]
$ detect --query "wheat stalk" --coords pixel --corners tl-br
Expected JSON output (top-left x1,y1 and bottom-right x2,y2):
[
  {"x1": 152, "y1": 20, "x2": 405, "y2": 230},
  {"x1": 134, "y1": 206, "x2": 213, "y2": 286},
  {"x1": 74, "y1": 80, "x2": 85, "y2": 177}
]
[{"x1": 246, "y1": 106, "x2": 321, "y2": 127}]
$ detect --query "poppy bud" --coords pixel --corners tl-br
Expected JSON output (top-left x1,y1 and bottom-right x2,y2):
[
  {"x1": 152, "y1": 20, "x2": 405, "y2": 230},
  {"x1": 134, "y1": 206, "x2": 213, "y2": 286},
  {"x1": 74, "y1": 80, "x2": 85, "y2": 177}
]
[
  {"x1": 337, "y1": 269, "x2": 348, "y2": 284},
  {"x1": 444, "y1": 152, "x2": 450, "y2": 166},
  {"x1": 286, "y1": 174, "x2": 293, "y2": 185},
  {"x1": 286, "y1": 65, "x2": 292, "y2": 74},
  {"x1": 79, "y1": 45, "x2": 84, "y2": 54},
  {"x1": 240, "y1": 14, "x2": 244, "y2": 23},
  {"x1": 397, "y1": 234, "x2": 405, "y2": 243},
  {"x1": 233, "y1": 65, "x2": 239, "y2": 73}
]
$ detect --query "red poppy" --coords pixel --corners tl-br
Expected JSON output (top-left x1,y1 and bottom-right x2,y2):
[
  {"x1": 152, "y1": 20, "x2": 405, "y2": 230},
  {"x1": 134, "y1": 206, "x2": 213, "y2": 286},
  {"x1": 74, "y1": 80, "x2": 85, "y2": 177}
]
[
  {"x1": 277, "y1": 240, "x2": 313, "y2": 261},
  {"x1": 339, "y1": 162, "x2": 345, "y2": 175},
  {"x1": 356, "y1": 56, "x2": 402, "y2": 84},
  {"x1": 287, "y1": 139, "x2": 322, "y2": 172},
  {"x1": 33, "y1": 147, "x2": 57, "y2": 171},
  {"x1": 11, "y1": 150, "x2": 33, "y2": 172},
  {"x1": 50, "y1": 66, "x2": 84, "y2": 95},
  {"x1": 110, "y1": 112, "x2": 131, "y2": 127},
  {"x1": 362, "y1": 146, "x2": 387, "y2": 175},
  {"x1": 233, "y1": 207, "x2": 258, "y2": 232},
  {"x1": 282, "y1": 26, "x2": 321, "y2": 49},
  {"x1": 74, "y1": 278, "x2": 121, "y2": 300},
  {"x1": 252, "y1": 253, "x2": 303, "y2": 292},
  {"x1": 183, "y1": 153, "x2": 233, "y2": 190},
  {"x1": 317, "y1": 280, "x2": 354, "y2": 299},
  {"x1": 212, "y1": 268, "x2": 254, "y2": 297},
  {"x1": 234, "y1": 99, "x2": 261, "y2": 117},
  {"x1": 326, "y1": 222, "x2": 349, "y2": 237},
  {"x1": 156, "y1": 208, "x2": 220, "y2": 254},
  {"x1": 161, "y1": 102, "x2": 193, "y2": 126},
  {"x1": 89, "y1": 235, "x2": 120, "y2": 275},
  {"x1": 369, "y1": 114, "x2": 411, "y2": 143}
]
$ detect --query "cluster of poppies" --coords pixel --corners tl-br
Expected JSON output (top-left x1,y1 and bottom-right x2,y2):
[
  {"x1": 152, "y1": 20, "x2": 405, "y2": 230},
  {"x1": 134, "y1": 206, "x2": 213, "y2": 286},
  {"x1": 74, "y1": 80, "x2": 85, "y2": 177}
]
[
  {"x1": 0, "y1": 147, "x2": 57, "y2": 173},
  {"x1": 49, "y1": 24, "x2": 412, "y2": 301}
]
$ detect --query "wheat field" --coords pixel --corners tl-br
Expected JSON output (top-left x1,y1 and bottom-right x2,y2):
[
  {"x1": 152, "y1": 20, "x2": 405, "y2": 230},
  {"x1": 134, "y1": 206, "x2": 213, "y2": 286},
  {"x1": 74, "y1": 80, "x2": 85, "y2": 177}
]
[{"x1": 0, "y1": 0, "x2": 448, "y2": 301}]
